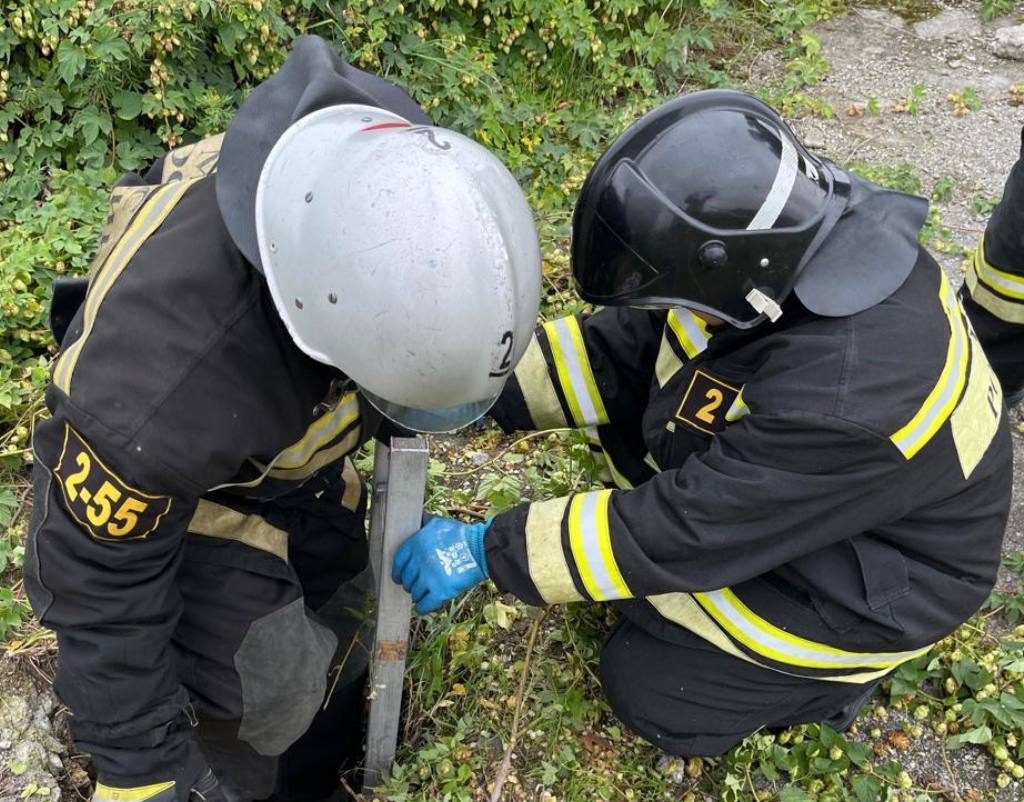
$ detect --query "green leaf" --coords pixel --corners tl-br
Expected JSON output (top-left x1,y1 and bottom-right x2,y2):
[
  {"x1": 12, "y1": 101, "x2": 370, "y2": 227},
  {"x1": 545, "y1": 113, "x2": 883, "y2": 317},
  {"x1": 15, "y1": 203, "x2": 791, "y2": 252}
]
[
  {"x1": 946, "y1": 725, "x2": 992, "y2": 750},
  {"x1": 847, "y1": 741, "x2": 873, "y2": 767},
  {"x1": 851, "y1": 774, "x2": 882, "y2": 802},
  {"x1": 779, "y1": 786, "x2": 812, "y2": 802},
  {"x1": 55, "y1": 43, "x2": 87, "y2": 85},
  {"x1": 111, "y1": 91, "x2": 143, "y2": 121}
]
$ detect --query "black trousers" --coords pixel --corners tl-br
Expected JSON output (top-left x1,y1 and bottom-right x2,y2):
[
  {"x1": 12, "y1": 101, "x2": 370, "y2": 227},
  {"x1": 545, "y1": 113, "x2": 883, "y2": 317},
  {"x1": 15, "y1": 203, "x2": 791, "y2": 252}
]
[
  {"x1": 175, "y1": 471, "x2": 372, "y2": 801},
  {"x1": 599, "y1": 618, "x2": 880, "y2": 756}
]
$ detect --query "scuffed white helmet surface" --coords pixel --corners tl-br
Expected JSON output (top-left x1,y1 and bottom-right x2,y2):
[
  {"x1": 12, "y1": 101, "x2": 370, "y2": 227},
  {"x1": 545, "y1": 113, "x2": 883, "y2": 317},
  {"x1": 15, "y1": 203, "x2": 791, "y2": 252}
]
[{"x1": 255, "y1": 104, "x2": 542, "y2": 432}]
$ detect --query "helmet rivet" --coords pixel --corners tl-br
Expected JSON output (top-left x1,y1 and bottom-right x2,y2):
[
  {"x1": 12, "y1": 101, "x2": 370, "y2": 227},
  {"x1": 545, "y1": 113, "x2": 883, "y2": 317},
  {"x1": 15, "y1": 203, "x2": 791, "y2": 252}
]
[
  {"x1": 269, "y1": 241, "x2": 277, "y2": 253},
  {"x1": 361, "y1": 116, "x2": 372, "y2": 122},
  {"x1": 295, "y1": 298, "x2": 303, "y2": 310},
  {"x1": 760, "y1": 257, "x2": 770, "y2": 268},
  {"x1": 697, "y1": 241, "x2": 728, "y2": 271},
  {"x1": 328, "y1": 292, "x2": 337, "y2": 304},
  {"x1": 305, "y1": 192, "x2": 313, "y2": 203}
]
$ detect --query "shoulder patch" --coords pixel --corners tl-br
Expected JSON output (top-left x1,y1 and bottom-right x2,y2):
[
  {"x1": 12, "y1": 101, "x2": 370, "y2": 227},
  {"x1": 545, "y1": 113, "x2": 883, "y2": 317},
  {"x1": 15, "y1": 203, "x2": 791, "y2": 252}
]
[
  {"x1": 675, "y1": 370, "x2": 741, "y2": 435},
  {"x1": 54, "y1": 424, "x2": 172, "y2": 542}
]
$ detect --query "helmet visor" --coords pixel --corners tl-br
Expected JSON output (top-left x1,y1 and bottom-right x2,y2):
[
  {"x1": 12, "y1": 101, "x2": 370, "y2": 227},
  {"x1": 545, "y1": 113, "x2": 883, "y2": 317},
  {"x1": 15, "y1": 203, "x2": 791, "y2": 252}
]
[
  {"x1": 361, "y1": 390, "x2": 498, "y2": 434},
  {"x1": 574, "y1": 160, "x2": 826, "y2": 327}
]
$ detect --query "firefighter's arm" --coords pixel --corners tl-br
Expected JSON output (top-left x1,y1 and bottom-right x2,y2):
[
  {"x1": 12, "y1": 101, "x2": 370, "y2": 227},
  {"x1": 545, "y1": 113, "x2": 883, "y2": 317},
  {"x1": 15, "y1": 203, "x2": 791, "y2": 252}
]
[
  {"x1": 25, "y1": 412, "x2": 210, "y2": 799},
  {"x1": 484, "y1": 411, "x2": 909, "y2": 605},
  {"x1": 960, "y1": 129, "x2": 1024, "y2": 403},
  {"x1": 490, "y1": 306, "x2": 668, "y2": 432}
]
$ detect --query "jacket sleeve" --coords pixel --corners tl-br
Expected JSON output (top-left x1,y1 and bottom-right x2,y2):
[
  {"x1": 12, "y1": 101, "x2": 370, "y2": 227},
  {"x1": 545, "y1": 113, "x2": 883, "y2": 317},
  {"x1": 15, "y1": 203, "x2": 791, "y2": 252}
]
[
  {"x1": 485, "y1": 410, "x2": 911, "y2": 605},
  {"x1": 25, "y1": 405, "x2": 205, "y2": 787},
  {"x1": 489, "y1": 306, "x2": 670, "y2": 432},
  {"x1": 960, "y1": 129, "x2": 1024, "y2": 402}
]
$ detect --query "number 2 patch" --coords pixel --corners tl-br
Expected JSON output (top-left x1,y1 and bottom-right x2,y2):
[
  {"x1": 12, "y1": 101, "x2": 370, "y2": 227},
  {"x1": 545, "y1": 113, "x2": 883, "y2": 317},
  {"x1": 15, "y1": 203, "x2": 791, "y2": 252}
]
[
  {"x1": 675, "y1": 370, "x2": 741, "y2": 435},
  {"x1": 54, "y1": 424, "x2": 173, "y2": 542}
]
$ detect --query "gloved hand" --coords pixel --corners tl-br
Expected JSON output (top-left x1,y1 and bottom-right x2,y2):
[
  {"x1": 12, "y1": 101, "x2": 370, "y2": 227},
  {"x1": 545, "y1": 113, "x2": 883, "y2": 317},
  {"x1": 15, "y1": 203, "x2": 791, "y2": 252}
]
[
  {"x1": 392, "y1": 517, "x2": 490, "y2": 614},
  {"x1": 93, "y1": 769, "x2": 227, "y2": 802}
]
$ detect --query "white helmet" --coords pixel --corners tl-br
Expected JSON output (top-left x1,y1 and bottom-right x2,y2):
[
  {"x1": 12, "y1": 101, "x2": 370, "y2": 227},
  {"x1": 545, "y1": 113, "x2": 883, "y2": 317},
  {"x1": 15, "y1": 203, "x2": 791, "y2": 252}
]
[{"x1": 255, "y1": 104, "x2": 542, "y2": 432}]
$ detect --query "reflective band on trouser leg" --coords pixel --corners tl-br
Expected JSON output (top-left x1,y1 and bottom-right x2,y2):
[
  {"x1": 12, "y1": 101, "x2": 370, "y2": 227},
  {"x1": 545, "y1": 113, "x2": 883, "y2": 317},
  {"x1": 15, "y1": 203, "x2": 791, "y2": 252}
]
[
  {"x1": 966, "y1": 241, "x2": 1024, "y2": 324},
  {"x1": 543, "y1": 317, "x2": 609, "y2": 427},
  {"x1": 567, "y1": 490, "x2": 632, "y2": 601},
  {"x1": 647, "y1": 592, "x2": 901, "y2": 684},
  {"x1": 694, "y1": 588, "x2": 930, "y2": 670},
  {"x1": 666, "y1": 308, "x2": 710, "y2": 360},
  {"x1": 890, "y1": 275, "x2": 969, "y2": 458},
  {"x1": 525, "y1": 497, "x2": 583, "y2": 604},
  {"x1": 515, "y1": 335, "x2": 569, "y2": 428}
]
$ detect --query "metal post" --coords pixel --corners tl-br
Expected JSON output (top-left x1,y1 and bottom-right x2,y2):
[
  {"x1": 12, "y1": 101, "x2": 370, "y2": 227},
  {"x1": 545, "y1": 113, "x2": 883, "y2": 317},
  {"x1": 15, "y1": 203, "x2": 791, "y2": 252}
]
[{"x1": 364, "y1": 437, "x2": 428, "y2": 788}]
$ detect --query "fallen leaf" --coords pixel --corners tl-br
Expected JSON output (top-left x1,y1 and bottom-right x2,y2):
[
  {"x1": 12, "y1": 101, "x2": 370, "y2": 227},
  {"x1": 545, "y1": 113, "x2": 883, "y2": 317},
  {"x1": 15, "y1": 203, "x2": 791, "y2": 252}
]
[{"x1": 888, "y1": 730, "x2": 911, "y2": 751}]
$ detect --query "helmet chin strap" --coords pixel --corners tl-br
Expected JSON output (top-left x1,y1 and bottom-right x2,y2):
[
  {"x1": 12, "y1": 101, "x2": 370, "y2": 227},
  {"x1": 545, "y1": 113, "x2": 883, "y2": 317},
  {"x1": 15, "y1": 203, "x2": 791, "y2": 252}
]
[{"x1": 745, "y1": 288, "x2": 784, "y2": 322}]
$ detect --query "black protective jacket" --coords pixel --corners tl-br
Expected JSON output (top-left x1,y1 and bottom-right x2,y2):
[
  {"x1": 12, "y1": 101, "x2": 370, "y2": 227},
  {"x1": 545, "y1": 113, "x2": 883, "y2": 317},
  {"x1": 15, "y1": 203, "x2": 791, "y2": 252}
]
[
  {"x1": 25, "y1": 38, "x2": 428, "y2": 785},
  {"x1": 489, "y1": 248, "x2": 1012, "y2": 683}
]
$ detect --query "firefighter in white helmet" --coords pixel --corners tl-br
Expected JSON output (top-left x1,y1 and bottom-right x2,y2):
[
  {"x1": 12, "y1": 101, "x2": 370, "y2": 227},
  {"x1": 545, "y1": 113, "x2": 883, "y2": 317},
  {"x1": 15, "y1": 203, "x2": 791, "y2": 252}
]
[{"x1": 27, "y1": 35, "x2": 540, "y2": 802}]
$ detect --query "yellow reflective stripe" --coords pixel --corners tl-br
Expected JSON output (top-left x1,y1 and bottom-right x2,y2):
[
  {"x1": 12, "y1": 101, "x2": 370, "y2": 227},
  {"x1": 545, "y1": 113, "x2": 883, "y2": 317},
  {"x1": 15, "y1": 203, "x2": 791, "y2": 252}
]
[
  {"x1": 666, "y1": 308, "x2": 710, "y2": 359},
  {"x1": 890, "y1": 275, "x2": 969, "y2": 458},
  {"x1": 265, "y1": 426, "x2": 362, "y2": 481},
  {"x1": 694, "y1": 588, "x2": 930, "y2": 669},
  {"x1": 966, "y1": 252, "x2": 1024, "y2": 324},
  {"x1": 655, "y1": 330, "x2": 685, "y2": 387},
  {"x1": 54, "y1": 180, "x2": 199, "y2": 394},
  {"x1": 188, "y1": 500, "x2": 289, "y2": 561},
  {"x1": 515, "y1": 335, "x2": 568, "y2": 428},
  {"x1": 273, "y1": 393, "x2": 360, "y2": 469},
  {"x1": 725, "y1": 389, "x2": 750, "y2": 422},
  {"x1": 567, "y1": 489, "x2": 632, "y2": 601},
  {"x1": 971, "y1": 239, "x2": 1024, "y2": 300},
  {"x1": 93, "y1": 782, "x2": 176, "y2": 802},
  {"x1": 525, "y1": 497, "x2": 582, "y2": 604},
  {"x1": 647, "y1": 592, "x2": 897, "y2": 684},
  {"x1": 543, "y1": 317, "x2": 609, "y2": 426}
]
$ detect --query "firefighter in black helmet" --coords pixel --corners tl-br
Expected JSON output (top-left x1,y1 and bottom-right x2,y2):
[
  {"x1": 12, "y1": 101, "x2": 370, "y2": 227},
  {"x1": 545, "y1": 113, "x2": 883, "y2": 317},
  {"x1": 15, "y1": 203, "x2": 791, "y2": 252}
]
[{"x1": 393, "y1": 89, "x2": 1012, "y2": 754}]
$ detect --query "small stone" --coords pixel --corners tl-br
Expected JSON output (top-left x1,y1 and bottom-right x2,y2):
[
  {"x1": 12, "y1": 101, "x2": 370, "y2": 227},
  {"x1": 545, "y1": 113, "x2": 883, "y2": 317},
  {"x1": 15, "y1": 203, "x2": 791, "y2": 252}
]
[{"x1": 992, "y1": 26, "x2": 1024, "y2": 61}]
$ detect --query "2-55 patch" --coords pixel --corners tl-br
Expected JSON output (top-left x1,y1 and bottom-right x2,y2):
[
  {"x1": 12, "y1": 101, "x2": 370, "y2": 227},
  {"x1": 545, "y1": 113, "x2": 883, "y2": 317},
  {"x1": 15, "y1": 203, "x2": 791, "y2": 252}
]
[
  {"x1": 54, "y1": 424, "x2": 172, "y2": 542},
  {"x1": 675, "y1": 370, "x2": 741, "y2": 435}
]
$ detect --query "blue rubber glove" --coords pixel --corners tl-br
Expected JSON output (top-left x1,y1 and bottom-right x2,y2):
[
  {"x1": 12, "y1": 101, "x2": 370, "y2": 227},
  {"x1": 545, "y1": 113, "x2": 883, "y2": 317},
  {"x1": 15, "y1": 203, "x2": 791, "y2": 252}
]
[{"x1": 392, "y1": 517, "x2": 490, "y2": 614}]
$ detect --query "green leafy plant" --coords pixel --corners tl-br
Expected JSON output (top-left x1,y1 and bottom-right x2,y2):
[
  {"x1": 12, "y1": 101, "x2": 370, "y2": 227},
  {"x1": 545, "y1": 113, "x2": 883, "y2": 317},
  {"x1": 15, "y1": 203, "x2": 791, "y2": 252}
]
[
  {"x1": 948, "y1": 86, "x2": 983, "y2": 117},
  {"x1": 895, "y1": 82, "x2": 927, "y2": 115},
  {"x1": 931, "y1": 176, "x2": 955, "y2": 203}
]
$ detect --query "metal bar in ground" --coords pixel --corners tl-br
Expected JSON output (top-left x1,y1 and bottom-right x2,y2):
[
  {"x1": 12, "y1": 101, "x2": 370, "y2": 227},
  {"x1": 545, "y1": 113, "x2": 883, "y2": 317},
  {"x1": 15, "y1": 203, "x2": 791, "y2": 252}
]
[{"x1": 364, "y1": 436, "x2": 428, "y2": 789}]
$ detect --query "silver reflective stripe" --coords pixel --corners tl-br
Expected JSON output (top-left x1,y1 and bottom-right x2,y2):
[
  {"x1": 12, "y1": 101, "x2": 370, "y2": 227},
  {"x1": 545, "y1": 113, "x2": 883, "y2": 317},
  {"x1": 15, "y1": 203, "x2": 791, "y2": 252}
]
[
  {"x1": 699, "y1": 590, "x2": 927, "y2": 668},
  {"x1": 974, "y1": 249, "x2": 1024, "y2": 299},
  {"x1": 747, "y1": 126, "x2": 799, "y2": 231},
  {"x1": 891, "y1": 285, "x2": 967, "y2": 456},
  {"x1": 551, "y1": 318, "x2": 599, "y2": 423},
  {"x1": 574, "y1": 491, "x2": 620, "y2": 600}
]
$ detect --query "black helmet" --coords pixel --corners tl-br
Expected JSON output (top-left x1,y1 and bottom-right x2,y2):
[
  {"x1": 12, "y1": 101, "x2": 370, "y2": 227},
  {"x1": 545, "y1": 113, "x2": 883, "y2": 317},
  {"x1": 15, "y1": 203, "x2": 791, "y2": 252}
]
[{"x1": 572, "y1": 90, "x2": 851, "y2": 328}]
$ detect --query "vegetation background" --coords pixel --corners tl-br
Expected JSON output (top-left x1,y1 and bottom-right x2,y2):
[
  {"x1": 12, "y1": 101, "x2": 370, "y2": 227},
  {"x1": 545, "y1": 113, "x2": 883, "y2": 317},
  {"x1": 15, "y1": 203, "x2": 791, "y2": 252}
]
[{"x1": 2, "y1": 1, "x2": 1024, "y2": 800}]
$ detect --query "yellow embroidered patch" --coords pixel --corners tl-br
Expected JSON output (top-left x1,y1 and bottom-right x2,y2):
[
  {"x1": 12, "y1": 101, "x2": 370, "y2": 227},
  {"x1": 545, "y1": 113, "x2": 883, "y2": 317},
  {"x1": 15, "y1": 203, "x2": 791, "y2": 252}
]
[
  {"x1": 54, "y1": 424, "x2": 173, "y2": 542},
  {"x1": 675, "y1": 370, "x2": 741, "y2": 435}
]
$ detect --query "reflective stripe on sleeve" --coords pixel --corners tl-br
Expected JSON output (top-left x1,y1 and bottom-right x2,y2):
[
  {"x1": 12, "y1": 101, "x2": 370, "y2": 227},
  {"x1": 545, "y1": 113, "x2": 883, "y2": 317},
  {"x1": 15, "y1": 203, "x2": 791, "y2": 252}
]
[
  {"x1": 966, "y1": 241, "x2": 1024, "y2": 324},
  {"x1": 694, "y1": 588, "x2": 930, "y2": 670},
  {"x1": 890, "y1": 274, "x2": 969, "y2": 458},
  {"x1": 666, "y1": 308, "x2": 710, "y2": 360},
  {"x1": 515, "y1": 335, "x2": 569, "y2": 428},
  {"x1": 725, "y1": 389, "x2": 750, "y2": 421},
  {"x1": 543, "y1": 317, "x2": 609, "y2": 427},
  {"x1": 970, "y1": 239, "x2": 1024, "y2": 300},
  {"x1": 567, "y1": 489, "x2": 632, "y2": 601},
  {"x1": 524, "y1": 496, "x2": 583, "y2": 604}
]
